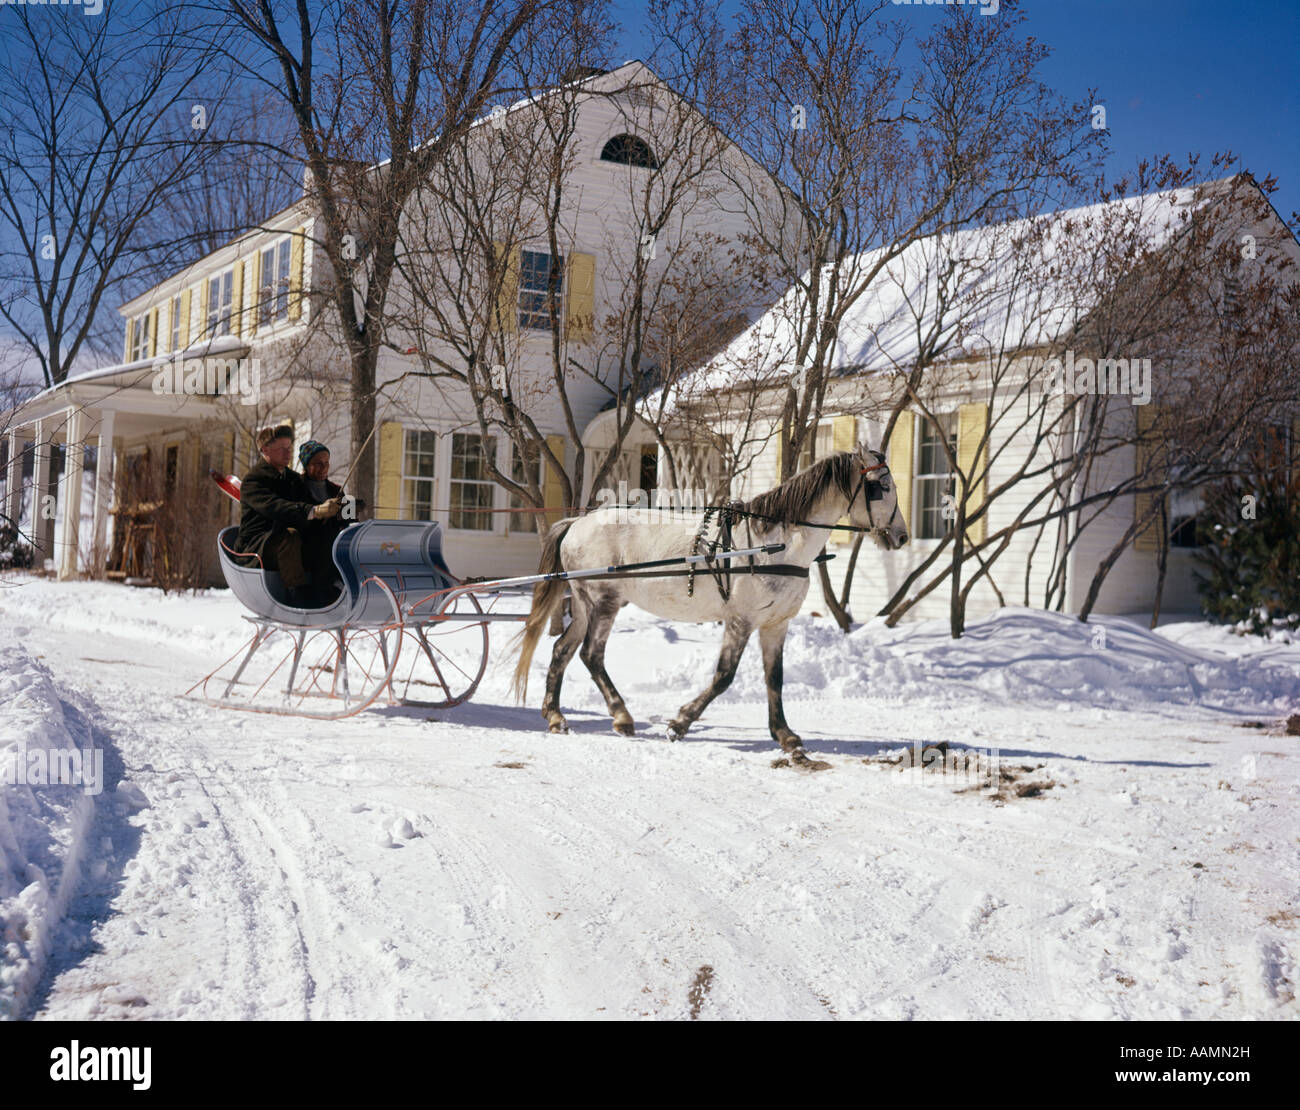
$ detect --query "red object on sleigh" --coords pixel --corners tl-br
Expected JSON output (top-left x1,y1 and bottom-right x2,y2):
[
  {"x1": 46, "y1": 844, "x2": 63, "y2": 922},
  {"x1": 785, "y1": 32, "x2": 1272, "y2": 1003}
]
[{"x1": 210, "y1": 468, "x2": 242, "y2": 502}]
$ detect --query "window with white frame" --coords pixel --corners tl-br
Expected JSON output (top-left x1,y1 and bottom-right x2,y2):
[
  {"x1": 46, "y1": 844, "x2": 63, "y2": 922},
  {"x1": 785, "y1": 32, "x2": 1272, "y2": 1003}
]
[
  {"x1": 206, "y1": 269, "x2": 234, "y2": 338},
  {"x1": 519, "y1": 250, "x2": 564, "y2": 331},
  {"x1": 915, "y1": 414, "x2": 957, "y2": 541},
  {"x1": 449, "y1": 433, "x2": 497, "y2": 530},
  {"x1": 402, "y1": 429, "x2": 438, "y2": 521},
  {"x1": 259, "y1": 238, "x2": 292, "y2": 327},
  {"x1": 508, "y1": 440, "x2": 542, "y2": 533},
  {"x1": 797, "y1": 421, "x2": 835, "y2": 472},
  {"x1": 169, "y1": 293, "x2": 183, "y2": 351},
  {"x1": 129, "y1": 311, "x2": 150, "y2": 361}
]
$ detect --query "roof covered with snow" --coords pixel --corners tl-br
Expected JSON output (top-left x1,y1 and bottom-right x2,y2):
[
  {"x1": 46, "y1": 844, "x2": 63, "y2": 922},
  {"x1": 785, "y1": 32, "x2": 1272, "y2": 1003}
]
[{"x1": 669, "y1": 181, "x2": 1238, "y2": 406}]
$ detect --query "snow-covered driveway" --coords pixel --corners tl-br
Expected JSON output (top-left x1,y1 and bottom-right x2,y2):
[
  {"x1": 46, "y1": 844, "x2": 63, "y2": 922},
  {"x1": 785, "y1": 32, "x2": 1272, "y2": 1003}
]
[{"x1": 2, "y1": 579, "x2": 1297, "y2": 1019}]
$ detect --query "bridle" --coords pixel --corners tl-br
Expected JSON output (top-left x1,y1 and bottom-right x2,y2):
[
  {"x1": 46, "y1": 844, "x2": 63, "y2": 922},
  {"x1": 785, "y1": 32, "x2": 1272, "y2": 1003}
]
[{"x1": 843, "y1": 451, "x2": 901, "y2": 536}]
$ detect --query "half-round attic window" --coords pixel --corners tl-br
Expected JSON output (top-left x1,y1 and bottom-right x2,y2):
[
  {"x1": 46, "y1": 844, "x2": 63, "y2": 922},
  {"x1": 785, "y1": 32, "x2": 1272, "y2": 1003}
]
[{"x1": 600, "y1": 134, "x2": 658, "y2": 169}]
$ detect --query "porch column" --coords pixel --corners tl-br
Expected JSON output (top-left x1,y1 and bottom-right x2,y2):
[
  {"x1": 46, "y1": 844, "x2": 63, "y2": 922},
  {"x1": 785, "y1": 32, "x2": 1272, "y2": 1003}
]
[
  {"x1": 92, "y1": 407, "x2": 117, "y2": 576},
  {"x1": 3, "y1": 428, "x2": 23, "y2": 529},
  {"x1": 58, "y1": 406, "x2": 87, "y2": 580},
  {"x1": 30, "y1": 417, "x2": 54, "y2": 566}
]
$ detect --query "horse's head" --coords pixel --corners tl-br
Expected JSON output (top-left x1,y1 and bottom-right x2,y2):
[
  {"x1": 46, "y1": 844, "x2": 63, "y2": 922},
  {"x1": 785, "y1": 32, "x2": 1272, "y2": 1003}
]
[{"x1": 849, "y1": 447, "x2": 909, "y2": 551}]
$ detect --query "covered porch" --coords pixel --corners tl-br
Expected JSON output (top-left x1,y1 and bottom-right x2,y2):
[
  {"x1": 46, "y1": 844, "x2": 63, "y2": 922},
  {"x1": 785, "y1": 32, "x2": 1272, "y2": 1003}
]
[{"x1": 2, "y1": 354, "x2": 251, "y2": 583}]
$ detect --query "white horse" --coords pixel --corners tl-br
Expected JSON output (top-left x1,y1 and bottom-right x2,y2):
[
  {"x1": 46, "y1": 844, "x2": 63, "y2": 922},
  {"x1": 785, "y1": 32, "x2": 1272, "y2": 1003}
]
[{"x1": 512, "y1": 446, "x2": 909, "y2": 768}]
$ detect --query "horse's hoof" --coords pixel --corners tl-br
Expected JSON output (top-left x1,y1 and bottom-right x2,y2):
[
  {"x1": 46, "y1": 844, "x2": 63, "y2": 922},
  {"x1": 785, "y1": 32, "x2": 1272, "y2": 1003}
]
[
  {"x1": 667, "y1": 719, "x2": 687, "y2": 741},
  {"x1": 790, "y1": 748, "x2": 831, "y2": 772},
  {"x1": 613, "y1": 718, "x2": 635, "y2": 737},
  {"x1": 546, "y1": 714, "x2": 569, "y2": 734}
]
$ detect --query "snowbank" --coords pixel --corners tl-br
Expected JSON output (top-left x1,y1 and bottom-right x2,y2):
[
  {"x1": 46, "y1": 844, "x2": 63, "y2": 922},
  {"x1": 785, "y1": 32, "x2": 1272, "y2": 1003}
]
[
  {"x1": 623, "y1": 607, "x2": 1300, "y2": 717},
  {"x1": 0, "y1": 644, "x2": 98, "y2": 1019},
  {"x1": 2, "y1": 578, "x2": 1297, "y2": 720}
]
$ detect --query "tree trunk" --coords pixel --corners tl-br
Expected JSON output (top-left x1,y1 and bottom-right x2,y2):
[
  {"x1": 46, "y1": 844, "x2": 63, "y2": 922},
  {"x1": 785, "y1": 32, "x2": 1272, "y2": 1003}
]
[
  {"x1": 1150, "y1": 500, "x2": 1170, "y2": 629},
  {"x1": 817, "y1": 553, "x2": 852, "y2": 631},
  {"x1": 949, "y1": 512, "x2": 966, "y2": 638},
  {"x1": 352, "y1": 347, "x2": 377, "y2": 518}
]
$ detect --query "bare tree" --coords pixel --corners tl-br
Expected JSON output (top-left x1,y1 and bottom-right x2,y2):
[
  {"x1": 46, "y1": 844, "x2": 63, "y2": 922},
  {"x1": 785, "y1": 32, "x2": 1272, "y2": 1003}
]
[
  {"x1": 860, "y1": 167, "x2": 1300, "y2": 636},
  {"x1": 388, "y1": 0, "x2": 767, "y2": 530},
  {"x1": 223, "y1": 0, "x2": 591, "y2": 514},
  {"x1": 0, "y1": 1, "x2": 234, "y2": 387},
  {"x1": 712, "y1": 0, "x2": 1103, "y2": 629}
]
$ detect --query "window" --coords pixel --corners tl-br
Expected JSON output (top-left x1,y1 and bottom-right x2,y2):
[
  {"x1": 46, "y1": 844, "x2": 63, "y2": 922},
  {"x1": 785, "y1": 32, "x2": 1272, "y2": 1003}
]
[
  {"x1": 207, "y1": 270, "x2": 234, "y2": 338},
  {"x1": 915, "y1": 414, "x2": 957, "y2": 541},
  {"x1": 164, "y1": 444, "x2": 180, "y2": 496},
  {"x1": 600, "y1": 134, "x2": 658, "y2": 169},
  {"x1": 169, "y1": 294, "x2": 183, "y2": 352},
  {"x1": 450, "y1": 433, "x2": 496, "y2": 530},
  {"x1": 519, "y1": 250, "x2": 564, "y2": 331},
  {"x1": 1168, "y1": 479, "x2": 1204, "y2": 549},
  {"x1": 508, "y1": 440, "x2": 541, "y2": 533},
  {"x1": 129, "y1": 311, "x2": 150, "y2": 361},
  {"x1": 402, "y1": 429, "x2": 438, "y2": 521},
  {"x1": 797, "y1": 423, "x2": 834, "y2": 472},
  {"x1": 639, "y1": 445, "x2": 658, "y2": 493},
  {"x1": 259, "y1": 238, "x2": 292, "y2": 327}
]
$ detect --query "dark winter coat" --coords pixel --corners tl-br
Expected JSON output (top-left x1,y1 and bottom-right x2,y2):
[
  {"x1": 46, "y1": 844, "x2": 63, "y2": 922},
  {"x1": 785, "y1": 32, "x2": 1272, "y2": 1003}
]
[
  {"x1": 235, "y1": 459, "x2": 315, "y2": 561},
  {"x1": 304, "y1": 476, "x2": 348, "y2": 554}
]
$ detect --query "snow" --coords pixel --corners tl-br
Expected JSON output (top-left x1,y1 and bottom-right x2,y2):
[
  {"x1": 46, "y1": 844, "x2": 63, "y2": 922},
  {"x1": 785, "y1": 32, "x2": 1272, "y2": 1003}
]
[
  {"x1": 0, "y1": 643, "x2": 98, "y2": 1019},
  {"x1": 1, "y1": 575, "x2": 1297, "y2": 1019}
]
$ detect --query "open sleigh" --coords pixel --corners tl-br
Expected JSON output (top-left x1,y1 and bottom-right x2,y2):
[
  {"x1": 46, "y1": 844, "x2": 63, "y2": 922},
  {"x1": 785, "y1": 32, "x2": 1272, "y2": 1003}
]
[{"x1": 187, "y1": 520, "x2": 512, "y2": 719}]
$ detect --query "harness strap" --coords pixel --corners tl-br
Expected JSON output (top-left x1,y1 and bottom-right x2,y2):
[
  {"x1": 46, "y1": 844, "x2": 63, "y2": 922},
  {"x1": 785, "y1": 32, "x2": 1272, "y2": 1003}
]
[{"x1": 578, "y1": 564, "x2": 811, "y2": 584}]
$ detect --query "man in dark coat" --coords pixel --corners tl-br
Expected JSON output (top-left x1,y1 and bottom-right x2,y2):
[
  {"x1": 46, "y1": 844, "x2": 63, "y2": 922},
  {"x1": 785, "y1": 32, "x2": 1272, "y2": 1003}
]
[{"x1": 236, "y1": 425, "x2": 341, "y2": 606}]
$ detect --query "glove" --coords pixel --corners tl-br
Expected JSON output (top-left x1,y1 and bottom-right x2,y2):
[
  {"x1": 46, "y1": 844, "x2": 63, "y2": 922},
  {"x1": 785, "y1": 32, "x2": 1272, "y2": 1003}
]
[{"x1": 310, "y1": 497, "x2": 342, "y2": 520}]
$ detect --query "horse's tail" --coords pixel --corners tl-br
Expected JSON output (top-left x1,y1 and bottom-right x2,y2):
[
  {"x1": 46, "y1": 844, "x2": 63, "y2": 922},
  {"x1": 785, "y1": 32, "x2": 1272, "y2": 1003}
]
[{"x1": 510, "y1": 517, "x2": 576, "y2": 703}]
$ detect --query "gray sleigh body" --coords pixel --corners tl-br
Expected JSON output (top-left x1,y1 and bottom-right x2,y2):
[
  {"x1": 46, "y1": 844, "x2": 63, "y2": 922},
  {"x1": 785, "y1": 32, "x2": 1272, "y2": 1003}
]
[{"x1": 216, "y1": 519, "x2": 459, "y2": 628}]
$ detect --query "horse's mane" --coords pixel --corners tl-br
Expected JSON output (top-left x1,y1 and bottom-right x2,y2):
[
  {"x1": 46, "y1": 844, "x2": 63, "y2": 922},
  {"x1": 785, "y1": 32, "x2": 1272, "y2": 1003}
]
[{"x1": 743, "y1": 451, "x2": 857, "y2": 526}]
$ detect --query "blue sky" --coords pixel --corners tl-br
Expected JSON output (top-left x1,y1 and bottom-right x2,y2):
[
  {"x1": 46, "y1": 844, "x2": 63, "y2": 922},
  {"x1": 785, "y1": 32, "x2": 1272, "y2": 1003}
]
[{"x1": 612, "y1": 0, "x2": 1299, "y2": 221}]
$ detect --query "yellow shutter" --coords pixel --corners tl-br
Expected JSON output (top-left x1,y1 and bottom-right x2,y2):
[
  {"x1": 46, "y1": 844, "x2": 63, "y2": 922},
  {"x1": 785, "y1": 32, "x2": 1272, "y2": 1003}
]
[
  {"x1": 179, "y1": 288, "x2": 191, "y2": 349},
  {"x1": 124, "y1": 317, "x2": 134, "y2": 362},
  {"x1": 231, "y1": 260, "x2": 244, "y2": 336},
  {"x1": 148, "y1": 307, "x2": 159, "y2": 357},
  {"x1": 288, "y1": 226, "x2": 305, "y2": 320},
  {"x1": 158, "y1": 300, "x2": 171, "y2": 354},
  {"x1": 957, "y1": 402, "x2": 988, "y2": 546},
  {"x1": 1134, "y1": 405, "x2": 1162, "y2": 551},
  {"x1": 199, "y1": 278, "x2": 209, "y2": 339},
  {"x1": 543, "y1": 434, "x2": 566, "y2": 527},
  {"x1": 565, "y1": 251, "x2": 596, "y2": 343},
  {"x1": 831, "y1": 414, "x2": 856, "y2": 544},
  {"x1": 889, "y1": 410, "x2": 914, "y2": 534},
  {"x1": 377, "y1": 421, "x2": 403, "y2": 520},
  {"x1": 493, "y1": 241, "x2": 519, "y2": 335}
]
